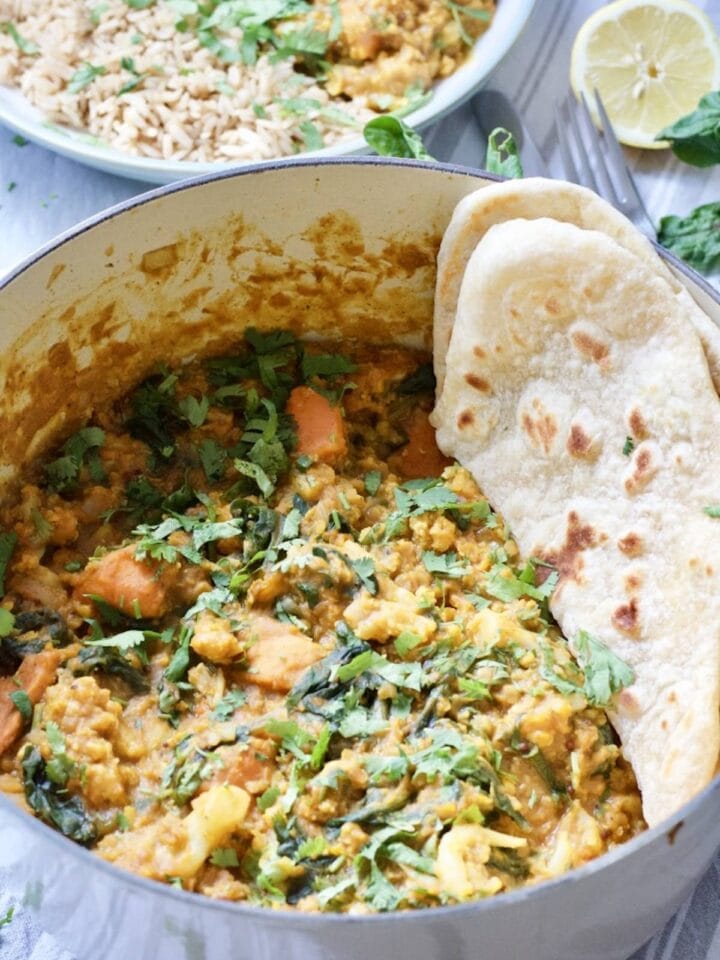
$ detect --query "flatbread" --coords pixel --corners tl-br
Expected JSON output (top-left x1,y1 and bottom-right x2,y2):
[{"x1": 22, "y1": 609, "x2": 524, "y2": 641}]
[
  {"x1": 432, "y1": 217, "x2": 720, "y2": 827},
  {"x1": 433, "y1": 178, "x2": 720, "y2": 396}
]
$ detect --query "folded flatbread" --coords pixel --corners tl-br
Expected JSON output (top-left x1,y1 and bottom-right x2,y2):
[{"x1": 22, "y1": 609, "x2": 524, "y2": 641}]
[
  {"x1": 433, "y1": 178, "x2": 720, "y2": 396},
  {"x1": 432, "y1": 217, "x2": 720, "y2": 827}
]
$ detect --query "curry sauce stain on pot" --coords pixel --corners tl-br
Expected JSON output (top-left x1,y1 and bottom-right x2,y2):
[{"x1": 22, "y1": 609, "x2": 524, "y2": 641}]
[{"x1": 0, "y1": 208, "x2": 440, "y2": 494}]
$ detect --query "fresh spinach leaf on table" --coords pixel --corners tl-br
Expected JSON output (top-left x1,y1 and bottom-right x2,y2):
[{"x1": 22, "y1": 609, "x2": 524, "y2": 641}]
[
  {"x1": 657, "y1": 201, "x2": 720, "y2": 274},
  {"x1": 656, "y1": 92, "x2": 720, "y2": 167}
]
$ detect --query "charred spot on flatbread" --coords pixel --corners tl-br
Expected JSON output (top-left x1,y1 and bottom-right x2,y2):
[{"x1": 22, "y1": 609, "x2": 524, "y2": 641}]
[
  {"x1": 537, "y1": 510, "x2": 599, "y2": 588},
  {"x1": 464, "y1": 372, "x2": 491, "y2": 393},
  {"x1": 457, "y1": 409, "x2": 474, "y2": 429},
  {"x1": 617, "y1": 532, "x2": 644, "y2": 556},
  {"x1": 521, "y1": 398, "x2": 558, "y2": 455},
  {"x1": 612, "y1": 599, "x2": 640, "y2": 637},
  {"x1": 624, "y1": 442, "x2": 661, "y2": 495},
  {"x1": 569, "y1": 327, "x2": 609, "y2": 364},
  {"x1": 627, "y1": 407, "x2": 649, "y2": 440},
  {"x1": 566, "y1": 422, "x2": 597, "y2": 460}
]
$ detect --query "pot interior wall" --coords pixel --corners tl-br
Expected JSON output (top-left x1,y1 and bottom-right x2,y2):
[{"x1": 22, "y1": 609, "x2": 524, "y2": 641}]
[{"x1": 0, "y1": 162, "x2": 486, "y2": 497}]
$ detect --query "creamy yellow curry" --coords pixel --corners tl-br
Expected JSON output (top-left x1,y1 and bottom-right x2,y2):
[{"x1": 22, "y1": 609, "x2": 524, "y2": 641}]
[{"x1": 0, "y1": 333, "x2": 643, "y2": 911}]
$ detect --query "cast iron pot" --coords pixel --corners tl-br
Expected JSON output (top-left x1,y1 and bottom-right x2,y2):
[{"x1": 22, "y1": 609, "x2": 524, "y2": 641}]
[{"x1": 0, "y1": 158, "x2": 718, "y2": 960}]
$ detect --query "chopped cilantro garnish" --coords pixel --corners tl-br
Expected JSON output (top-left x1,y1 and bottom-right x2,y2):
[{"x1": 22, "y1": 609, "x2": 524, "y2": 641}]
[
  {"x1": 178, "y1": 393, "x2": 210, "y2": 427},
  {"x1": 363, "y1": 470, "x2": 382, "y2": 496},
  {"x1": 574, "y1": 630, "x2": 634, "y2": 706},
  {"x1": 68, "y1": 62, "x2": 107, "y2": 93},
  {"x1": 10, "y1": 689, "x2": 32, "y2": 726},
  {"x1": 703, "y1": 504, "x2": 720, "y2": 518},
  {"x1": 422, "y1": 550, "x2": 467, "y2": 579},
  {"x1": 2, "y1": 22, "x2": 39, "y2": 54},
  {"x1": 622, "y1": 436, "x2": 635, "y2": 456},
  {"x1": 0, "y1": 608, "x2": 15, "y2": 636},
  {"x1": 45, "y1": 427, "x2": 106, "y2": 492},
  {"x1": 394, "y1": 631, "x2": 423, "y2": 657},
  {"x1": 0, "y1": 532, "x2": 17, "y2": 598},
  {"x1": 349, "y1": 556, "x2": 378, "y2": 595},
  {"x1": 209, "y1": 847, "x2": 240, "y2": 867},
  {"x1": 211, "y1": 687, "x2": 247, "y2": 721}
]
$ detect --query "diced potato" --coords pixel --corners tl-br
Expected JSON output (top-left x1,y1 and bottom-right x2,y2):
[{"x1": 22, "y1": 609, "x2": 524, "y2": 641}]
[{"x1": 191, "y1": 611, "x2": 244, "y2": 664}]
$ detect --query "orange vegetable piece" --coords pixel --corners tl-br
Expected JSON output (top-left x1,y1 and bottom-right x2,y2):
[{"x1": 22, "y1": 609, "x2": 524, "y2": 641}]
[
  {"x1": 390, "y1": 409, "x2": 453, "y2": 480},
  {"x1": 287, "y1": 386, "x2": 347, "y2": 464},
  {"x1": 75, "y1": 544, "x2": 178, "y2": 619},
  {"x1": 0, "y1": 649, "x2": 62, "y2": 755},
  {"x1": 237, "y1": 616, "x2": 324, "y2": 693},
  {"x1": 223, "y1": 742, "x2": 275, "y2": 795}
]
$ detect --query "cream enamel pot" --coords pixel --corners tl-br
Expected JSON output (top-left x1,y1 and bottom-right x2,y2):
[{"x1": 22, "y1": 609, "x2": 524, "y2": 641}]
[{"x1": 0, "y1": 158, "x2": 718, "y2": 960}]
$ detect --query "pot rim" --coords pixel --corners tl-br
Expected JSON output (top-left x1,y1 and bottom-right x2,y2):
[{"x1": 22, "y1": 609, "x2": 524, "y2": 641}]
[{"x1": 2, "y1": 154, "x2": 719, "y2": 925}]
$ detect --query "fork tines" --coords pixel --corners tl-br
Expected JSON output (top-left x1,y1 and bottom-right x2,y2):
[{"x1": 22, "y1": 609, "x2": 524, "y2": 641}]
[{"x1": 554, "y1": 91, "x2": 654, "y2": 235}]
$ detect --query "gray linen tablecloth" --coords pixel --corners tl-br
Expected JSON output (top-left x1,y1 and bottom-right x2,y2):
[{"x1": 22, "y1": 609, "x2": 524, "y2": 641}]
[{"x1": 2, "y1": 1, "x2": 720, "y2": 957}]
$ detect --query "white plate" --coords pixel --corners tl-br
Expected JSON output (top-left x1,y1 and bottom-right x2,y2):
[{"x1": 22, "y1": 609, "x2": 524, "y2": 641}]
[{"x1": 0, "y1": 0, "x2": 536, "y2": 184}]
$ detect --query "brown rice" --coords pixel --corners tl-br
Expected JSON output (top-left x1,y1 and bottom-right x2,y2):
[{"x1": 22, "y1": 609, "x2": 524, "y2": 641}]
[{"x1": 0, "y1": 0, "x2": 494, "y2": 163}]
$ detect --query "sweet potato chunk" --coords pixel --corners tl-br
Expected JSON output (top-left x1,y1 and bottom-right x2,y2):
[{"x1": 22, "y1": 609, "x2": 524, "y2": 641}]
[
  {"x1": 237, "y1": 616, "x2": 324, "y2": 693},
  {"x1": 0, "y1": 649, "x2": 62, "y2": 755},
  {"x1": 390, "y1": 408, "x2": 453, "y2": 479},
  {"x1": 75, "y1": 545, "x2": 179, "y2": 618},
  {"x1": 287, "y1": 386, "x2": 347, "y2": 464}
]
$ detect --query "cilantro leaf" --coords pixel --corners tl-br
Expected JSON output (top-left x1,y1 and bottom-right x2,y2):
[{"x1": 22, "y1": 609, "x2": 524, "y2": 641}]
[
  {"x1": 209, "y1": 847, "x2": 239, "y2": 867},
  {"x1": 68, "y1": 62, "x2": 107, "y2": 93},
  {"x1": 0, "y1": 532, "x2": 17, "y2": 598},
  {"x1": 178, "y1": 394, "x2": 209, "y2": 427},
  {"x1": 485, "y1": 127, "x2": 523, "y2": 179},
  {"x1": 349, "y1": 556, "x2": 378, "y2": 595},
  {"x1": 538, "y1": 644, "x2": 584, "y2": 698},
  {"x1": 656, "y1": 92, "x2": 720, "y2": 167},
  {"x1": 484, "y1": 561, "x2": 557, "y2": 602},
  {"x1": 623, "y1": 436, "x2": 635, "y2": 456},
  {"x1": 657, "y1": 201, "x2": 720, "y2": 274},
  {"x1": 0, "y1": 906, "x2": 14, "y2": 929},
  {"x1": 198, "y1": 438, "x2": 228, "y2": 482},
  {"x1": 261, "y1": 718, "x2": 314, "y2": 761},
  {"x1": 1, "y1": 22, "x2": 39, "y2": 54},
  {"x1": 422, "y1": 550, "x2": 467, "y2": 579},
  {"x1": 234, "y1": 458, "x2": 274, "y2": 498},
  {"x1": 574, "y1": 630, "x2": 634, "y2": 707},
  {"x1": 211, "y1": 687, "x2": 246, "y2": 721},
  {"x1": 363, "y1": 116, "x2": 434, "y2": 160},
  {"x1": 10, "y1": 689, "x2": 32, "y2": 726},
  {"x1": 365, "y1": 861, "x2": 401, "y2": 911},
  {"x1": 85, "y1": 629, "x2": 147, "y2": 653},
  {"x1": 704, "y1": 504, "x2": 720, "y2": 517},
  {"x1": 0, "y1": 608, "x2": 15, "y2": 636},
  {"x1": 363, "y1": 470, "x2": 382, "y2": 496},
  {"x1": 45, "y1": 427, "x2": 106, "y2": 492},
  {"x1": 301, "y1": 353, "x2": 357, "y2": 380},
  {"x1": 337, "y1": 650, "x2": 425, "y2": 691}
]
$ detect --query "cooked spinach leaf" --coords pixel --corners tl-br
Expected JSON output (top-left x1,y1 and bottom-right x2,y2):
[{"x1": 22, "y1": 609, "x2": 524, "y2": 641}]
[{"x1": 21, "y1": 745, "x2": 97, "y2": 844}]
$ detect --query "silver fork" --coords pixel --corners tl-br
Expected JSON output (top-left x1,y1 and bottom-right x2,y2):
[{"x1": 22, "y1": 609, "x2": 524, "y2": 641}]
[{"x1": 554, "y1": 91, "x2": 656, "y2": 238}]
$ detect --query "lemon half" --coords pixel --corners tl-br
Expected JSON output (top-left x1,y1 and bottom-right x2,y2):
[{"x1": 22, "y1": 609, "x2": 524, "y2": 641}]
[{"x1": 570, "y1": 0, "x2": 720, "y2": 149}]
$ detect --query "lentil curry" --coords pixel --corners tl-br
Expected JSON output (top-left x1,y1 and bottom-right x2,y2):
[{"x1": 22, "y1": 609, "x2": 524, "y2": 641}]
[{"x1": 0, "y1": 331, "x2": 643, "y2": 912}]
